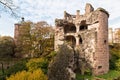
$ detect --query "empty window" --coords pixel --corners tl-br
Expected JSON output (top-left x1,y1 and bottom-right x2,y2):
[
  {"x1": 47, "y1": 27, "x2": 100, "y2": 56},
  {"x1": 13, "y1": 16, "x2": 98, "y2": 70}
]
[
  {"x1": 98, "y1": 66, "x2": 102, "y2": 69},
  {"x1": 104, "y1": 40, "x2": 106, "y2": 44},
  {"x1": 79, "y1": 20, "x2": 88, "y2": 31},
  {"x1": 80, "y1": 25, "x2": 88, "y2": 30},
  {"x1": 65, "y1": 36, "x2": 76, "y2": 47},
  {"x1": 79, "y1": 35, "x2": 82, "y2": 44},
  {"x1": 64, "y1": 24, "x2": 76, "y2": 33},
  {"x1": 79, "y1": 37, "x2": 82, "y2": 44}
]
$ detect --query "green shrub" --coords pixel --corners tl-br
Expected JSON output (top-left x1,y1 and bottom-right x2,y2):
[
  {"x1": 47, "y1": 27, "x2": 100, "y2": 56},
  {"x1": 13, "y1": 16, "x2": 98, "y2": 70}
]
[
  {"x1": 0, "y1": 36, "x2": 15, "y2": 58},
  {"x1": 48, "y1": 44, "x2": 74, "y2": 80},
  {"x1": 46, "y1": 51, "x2": 57, "y2": 61},
  {"x1": 6, "y1": 69, "x2": 48, "y2": 80},
  {"x1": 76, "y1": 70, "x2": 120, "y2": 80},
  {"x1": 6, "y1": 59, "x2": 27, "y2": 76},
  {"x1": 110, "y1": 44, "x2": 120, "y2": 70},
  {"x1": 26, "y1": 58, "x2": 48, "y2": 74},
  {"x1": 115, "y1": 59, "x2": 120, "y2": 71},
  {"x1": 97, "y1": 70, "x2": 120, "y2": 80},
  {"x1": 76, "y1": 72, "x2": 93, "y2": 80}
]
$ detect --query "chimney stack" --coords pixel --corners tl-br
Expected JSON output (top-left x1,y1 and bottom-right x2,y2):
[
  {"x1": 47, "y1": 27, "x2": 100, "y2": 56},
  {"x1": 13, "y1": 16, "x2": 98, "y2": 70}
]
[{"x1": 76, "y1": 10, "x2": 80, "y2": 19}]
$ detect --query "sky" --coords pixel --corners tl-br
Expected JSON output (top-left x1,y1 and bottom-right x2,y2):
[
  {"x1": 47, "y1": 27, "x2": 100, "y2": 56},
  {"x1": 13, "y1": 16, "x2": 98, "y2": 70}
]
[{"x1": 0, "y1": 0, "x2": 120, "y2": 37}]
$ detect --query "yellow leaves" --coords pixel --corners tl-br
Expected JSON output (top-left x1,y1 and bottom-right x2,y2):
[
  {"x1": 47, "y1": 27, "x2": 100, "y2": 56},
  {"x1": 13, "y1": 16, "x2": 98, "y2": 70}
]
[
  {"x1": 29, "y1": 69, "x2": 48, "y2": 80},
  {"x1": 6, "y1": 69, "x2": 48, "y2": 80},
  {"x1": 26, "y1": 58, "x2": 48, "y2": 73},
  {"x1": 7, "y1": 71, "x2": 30, "y2": 80},
  {"x1": 6, "y1": 58, "x2": 48, "y2": 80}
]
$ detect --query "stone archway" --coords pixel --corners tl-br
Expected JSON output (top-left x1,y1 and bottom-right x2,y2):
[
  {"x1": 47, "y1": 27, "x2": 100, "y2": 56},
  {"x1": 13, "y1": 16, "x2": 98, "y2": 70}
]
[
  {"x1": 79, "y1": 20, "x2": 88, "y2": 31},
  {"x1": 64, "y1": 23, "x2": 76, "y2": 34},
  {"x1": 65, "y1": 35, "x2": 76, "y2": 47}
]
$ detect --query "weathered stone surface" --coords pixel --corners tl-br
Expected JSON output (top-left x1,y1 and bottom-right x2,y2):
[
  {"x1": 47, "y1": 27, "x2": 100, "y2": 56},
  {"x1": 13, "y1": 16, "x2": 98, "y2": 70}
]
[
  {"x1": 54, "y1": 3, "x2": 109, "y2": 76},
  {"x1": 85, "y1": 3, "x2": 94, "y2": 14},
  {"x1": 109, "y1": 28, "x2": 120, "y2": 43},
  {"x1": 55, "y1": 19, "x2": 68, "y2": 27}
]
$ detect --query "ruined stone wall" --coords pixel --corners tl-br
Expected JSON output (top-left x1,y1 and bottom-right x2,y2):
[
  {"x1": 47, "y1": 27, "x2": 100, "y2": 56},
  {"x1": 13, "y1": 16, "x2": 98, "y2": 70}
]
[
  {"x1": 54, "y1": 3, "x2": 109, "y2": 76},
  {"x1": 93, "y1": 11, "x2": 109, "y2": 75},
  {"x1": 108, "y1": 28, "x2": 120, "y2": 44},
  {"x1": 54, "y1": 27, "x2": 64, "y2": 51},
  {"x1": 14, "y1": 24, "x2": 21, "y2": 45},
  {"x1": 77, "y1": 29, "x2": 96, "y2": 68},
  {"x1": 113, "y1": 28, "x2": 120, "y2": 43},
  {"x1": 108, "y1": 28, "x2": 113, "y2": 44}
]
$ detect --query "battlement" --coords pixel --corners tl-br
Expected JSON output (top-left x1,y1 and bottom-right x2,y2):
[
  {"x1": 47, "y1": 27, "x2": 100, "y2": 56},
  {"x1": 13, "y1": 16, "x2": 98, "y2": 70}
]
[{"x1": 55, "y1": 3, "x2": 109, "y2": 28}]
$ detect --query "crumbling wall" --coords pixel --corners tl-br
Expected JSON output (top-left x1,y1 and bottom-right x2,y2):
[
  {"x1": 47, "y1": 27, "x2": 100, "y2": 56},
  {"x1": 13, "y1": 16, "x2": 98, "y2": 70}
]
[
  {"x1": 78, "y1": 29, "x2": 96, "y2": 68},
  {"x1": 54, "y1": 3, "x2": 109, "y2": 76},
  {"x1": 54, "y1": 27, "x2": 64, "y2": 51}
]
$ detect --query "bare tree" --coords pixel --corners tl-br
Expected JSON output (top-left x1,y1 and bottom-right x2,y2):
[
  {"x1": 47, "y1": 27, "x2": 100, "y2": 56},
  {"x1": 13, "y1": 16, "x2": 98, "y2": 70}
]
[{"x1": 0, "y1": 0, "x2": 18, "y2": 17}]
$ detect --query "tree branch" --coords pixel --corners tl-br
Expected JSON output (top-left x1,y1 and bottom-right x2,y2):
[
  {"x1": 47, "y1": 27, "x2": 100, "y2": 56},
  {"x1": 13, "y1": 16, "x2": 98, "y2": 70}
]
[{"x1": 0, "y1": 0, "x2": 17, "y2": 16}]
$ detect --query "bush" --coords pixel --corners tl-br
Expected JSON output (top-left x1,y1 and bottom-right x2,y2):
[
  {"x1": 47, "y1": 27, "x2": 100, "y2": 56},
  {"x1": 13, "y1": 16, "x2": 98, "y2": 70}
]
[
  {"x1": 97, "y1": 70, "x2": 120, "y2": 80},
  {"x1": 0, "y1": 36, "x2": 15, "y2": 58},
  {"x1": 110, "y1": 44, "x2": 120, "y2": 70},
  {"x1": 6, "y1": 59, "x2": 27, "y2": 76},
  {"x1": 109, "y1": 50, "x2": 117, "y2": 69},
  {"x1": 48, "y1": 44, "x2": 74, "y2": 80},
  {"x1": 26, "y1": 58, "x2": 48, "y2": 74},
  {"x1": 115, "y1": 59, "x2": 120, "y2": 71},
  {"x1": 6, "y1": 69, "x2": 48, "y2": 80},
  {"x1": 45, "y1": 51, "x2": 57, "y2": 61}
]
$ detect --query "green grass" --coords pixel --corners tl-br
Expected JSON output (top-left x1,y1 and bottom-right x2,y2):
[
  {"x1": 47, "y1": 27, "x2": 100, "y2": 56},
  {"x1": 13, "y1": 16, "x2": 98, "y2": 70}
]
[
  {"x1": 76, "y1": 70, "x2": 120, "y2": 80},
  {"x1": 97, "y1": 70, "x2": 120, "y2": 80},
  {"x1": 76, "y1": 72, "x2": 94, "y2": 80}
]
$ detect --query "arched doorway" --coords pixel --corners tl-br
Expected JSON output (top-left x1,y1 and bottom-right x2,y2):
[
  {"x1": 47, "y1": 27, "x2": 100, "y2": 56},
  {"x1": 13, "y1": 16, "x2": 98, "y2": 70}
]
[{"x1": 65, "y1": 36, "x2": 76, "y2": 47}]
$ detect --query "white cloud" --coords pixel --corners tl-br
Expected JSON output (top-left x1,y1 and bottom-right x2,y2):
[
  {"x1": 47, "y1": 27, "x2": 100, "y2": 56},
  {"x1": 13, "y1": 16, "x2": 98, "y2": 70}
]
[
  {"x1": 0, "y1": 13, "x2": 17, "y2": 37},
  {"x1": 0, "y1": 0, "x2": 120, "y2": 36}
]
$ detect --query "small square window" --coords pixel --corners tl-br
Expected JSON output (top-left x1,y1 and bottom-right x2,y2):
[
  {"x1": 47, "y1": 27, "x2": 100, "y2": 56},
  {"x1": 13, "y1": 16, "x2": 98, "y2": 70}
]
[{"x1": 98, "y1": 66, "x2": 102, "y2": 69}]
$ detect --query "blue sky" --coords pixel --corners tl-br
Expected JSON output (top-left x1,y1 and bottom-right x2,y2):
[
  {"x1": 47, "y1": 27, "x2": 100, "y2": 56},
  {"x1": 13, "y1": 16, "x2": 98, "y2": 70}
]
[{"x1": 0, "y1": 0, "x2": 120, "y2": 37}]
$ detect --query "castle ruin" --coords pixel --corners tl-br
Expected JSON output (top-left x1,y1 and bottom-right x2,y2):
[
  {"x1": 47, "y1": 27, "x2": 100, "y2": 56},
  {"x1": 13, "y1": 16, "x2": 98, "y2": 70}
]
[
  {"x1": 54, "y1": 3, "x2": 109, "y2": 75},
  {"x1": 109, "y1": 28, "x2": 120, "y2": 44}
]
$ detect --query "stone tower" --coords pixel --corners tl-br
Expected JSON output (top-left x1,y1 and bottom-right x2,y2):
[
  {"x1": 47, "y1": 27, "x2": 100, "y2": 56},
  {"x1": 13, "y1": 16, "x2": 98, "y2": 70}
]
[
  {"x1": 14, "y1": 18, "x2": 31, "y2": 57},
  {"x1": 55, "y1": 3, "x2": 109, "y2": 75},
  {"x1": 14, "y1": 17, "x2": 25, "y2": 45}
]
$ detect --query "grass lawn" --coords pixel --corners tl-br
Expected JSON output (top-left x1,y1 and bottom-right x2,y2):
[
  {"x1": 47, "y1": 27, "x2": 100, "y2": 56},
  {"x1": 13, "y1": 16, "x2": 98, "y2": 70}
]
[
  {"x1": 97, "y1": 70, "x2": 120, "y2": 80},
  {"x1": 76, "y1": 70, "x2": 120, "y2": 80}
]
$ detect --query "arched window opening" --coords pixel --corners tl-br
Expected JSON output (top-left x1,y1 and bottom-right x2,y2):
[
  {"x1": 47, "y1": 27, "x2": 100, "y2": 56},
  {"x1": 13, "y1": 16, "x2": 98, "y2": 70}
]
[
  {"x1": 79, "y1": 35, "x2": 83, "y2": 44},
  {"x1": 65, "y1": 36, "x2": 76, "y2": 47},
  {"x1": 64, "y1": 24, "x2": 76, "y2": 33},
  {"x1": 104, "y1": 40, "x2": 106, "y2": 44},
  {"x1": 79, "y1": 20, "x2": 88, "y2": 31},
  {"x1": 80, "y1": 25, "x2": 88, "y2": 30}
]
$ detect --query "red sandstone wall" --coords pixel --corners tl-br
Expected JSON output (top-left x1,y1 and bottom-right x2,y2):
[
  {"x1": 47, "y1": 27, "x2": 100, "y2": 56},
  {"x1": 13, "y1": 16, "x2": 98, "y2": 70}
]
[{"x1": 93, "y1": 11, "x2": 109, "y2": 75}]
